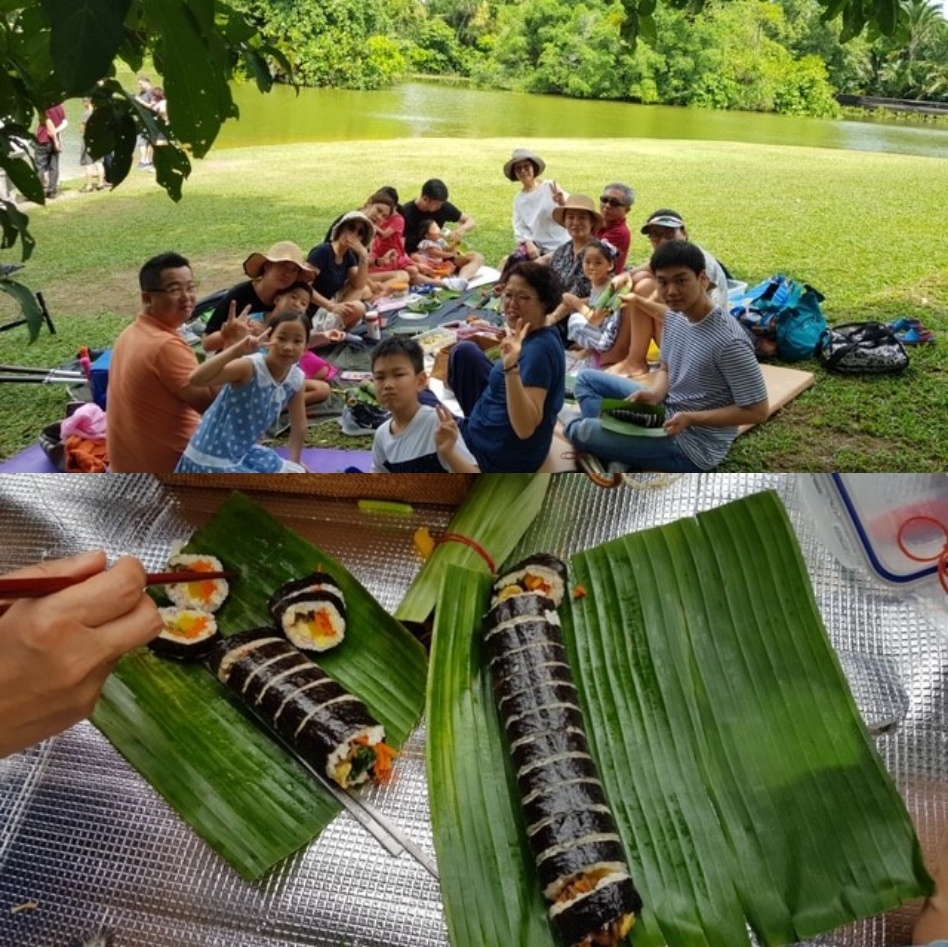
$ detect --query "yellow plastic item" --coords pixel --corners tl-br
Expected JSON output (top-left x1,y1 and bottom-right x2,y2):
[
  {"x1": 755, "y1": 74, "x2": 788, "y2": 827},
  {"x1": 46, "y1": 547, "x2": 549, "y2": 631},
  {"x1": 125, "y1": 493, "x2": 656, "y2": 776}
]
[{"x1": 647, "y1": 339, "x2": 661, "y2": 363}]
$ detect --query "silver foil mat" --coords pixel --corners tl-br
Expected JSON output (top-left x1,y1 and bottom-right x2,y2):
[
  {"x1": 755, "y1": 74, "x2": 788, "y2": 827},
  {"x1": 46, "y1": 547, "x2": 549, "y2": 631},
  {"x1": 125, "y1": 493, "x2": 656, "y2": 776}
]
[{"x1": 0, "y1": 473, "x2": 945, "y2": 947}]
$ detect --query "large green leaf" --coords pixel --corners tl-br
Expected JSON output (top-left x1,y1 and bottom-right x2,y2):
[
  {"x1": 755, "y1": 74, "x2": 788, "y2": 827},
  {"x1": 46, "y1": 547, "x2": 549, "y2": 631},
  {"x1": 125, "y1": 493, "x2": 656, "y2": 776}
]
[
  {"x1": 431, "y1": 491, "x2": 932, "y2": 947},
  {"x1": 42, "y1": 0, "x2": 132, "y2": 94},
  {"x1": 428, "y1": 566, "x2": 555, "y2": 947},
  {"x1": 94, "y1": 491, "x2": 428, "y2": 880},
  {"x1": 396, "y1": 474, "x2": 551, "y2": 626}
]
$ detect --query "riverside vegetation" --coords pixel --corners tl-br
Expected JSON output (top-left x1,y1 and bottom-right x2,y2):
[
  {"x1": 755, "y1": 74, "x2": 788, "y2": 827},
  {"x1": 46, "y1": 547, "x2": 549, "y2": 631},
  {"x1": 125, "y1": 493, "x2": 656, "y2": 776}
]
[{"x1": 0, "y1": 136, "x2": 944, "y2": 472}]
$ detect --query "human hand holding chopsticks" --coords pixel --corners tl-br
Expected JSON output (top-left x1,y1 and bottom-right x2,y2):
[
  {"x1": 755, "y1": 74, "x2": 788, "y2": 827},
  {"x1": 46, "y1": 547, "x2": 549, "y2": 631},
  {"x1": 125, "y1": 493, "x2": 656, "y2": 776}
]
[{"x1": 0, "y1": 550, "x2": 162, "y2": 758}]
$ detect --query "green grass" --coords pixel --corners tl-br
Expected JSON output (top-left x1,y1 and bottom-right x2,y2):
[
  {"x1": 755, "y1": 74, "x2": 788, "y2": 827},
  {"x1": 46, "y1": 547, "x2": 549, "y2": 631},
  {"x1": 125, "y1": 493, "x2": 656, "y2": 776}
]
[{"x1": 1, "y1": 136, "x2": 946, "y2": 470}]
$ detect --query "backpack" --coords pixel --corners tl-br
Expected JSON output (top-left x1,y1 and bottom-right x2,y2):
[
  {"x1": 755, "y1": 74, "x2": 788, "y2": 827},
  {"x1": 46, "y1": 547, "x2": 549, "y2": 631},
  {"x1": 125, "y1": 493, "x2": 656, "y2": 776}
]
[
  {"x1": 731, "y1": 274, "x2": 828, "y2": 362},
  {"x1": 816, "y1": 322, "x2": 909, "y2": 375}
]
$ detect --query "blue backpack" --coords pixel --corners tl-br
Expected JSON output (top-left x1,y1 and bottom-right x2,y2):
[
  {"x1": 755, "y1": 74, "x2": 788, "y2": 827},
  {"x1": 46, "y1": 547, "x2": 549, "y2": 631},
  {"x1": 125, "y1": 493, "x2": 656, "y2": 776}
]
[{"x1": 732, "y1": 275, "x2": 828, "y2": 362}]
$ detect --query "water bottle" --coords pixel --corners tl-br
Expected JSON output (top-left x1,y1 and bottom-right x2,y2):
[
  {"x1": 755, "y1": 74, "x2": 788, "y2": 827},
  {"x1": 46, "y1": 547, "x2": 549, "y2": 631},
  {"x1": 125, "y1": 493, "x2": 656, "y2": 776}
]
[{"x1": 365, "y1": 309, "x2": 381, "y2": 342}]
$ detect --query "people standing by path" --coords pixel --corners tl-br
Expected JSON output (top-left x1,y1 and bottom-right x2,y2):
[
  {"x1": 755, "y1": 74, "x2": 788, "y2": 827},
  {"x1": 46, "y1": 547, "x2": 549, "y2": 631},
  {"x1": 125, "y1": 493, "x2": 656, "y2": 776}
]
[
  {"x1": 35, "y1": 103, "x2": 67, "y2": 199},
  {"x1": 78, "y1": 98, "x2": 106, "y2": 192}
]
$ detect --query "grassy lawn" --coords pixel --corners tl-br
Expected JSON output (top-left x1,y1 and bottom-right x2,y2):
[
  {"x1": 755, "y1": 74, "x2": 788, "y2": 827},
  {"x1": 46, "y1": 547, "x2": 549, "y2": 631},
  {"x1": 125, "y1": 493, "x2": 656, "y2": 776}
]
[{"x1": 0, "y1": 136, "x2": 945, "y2": 470}]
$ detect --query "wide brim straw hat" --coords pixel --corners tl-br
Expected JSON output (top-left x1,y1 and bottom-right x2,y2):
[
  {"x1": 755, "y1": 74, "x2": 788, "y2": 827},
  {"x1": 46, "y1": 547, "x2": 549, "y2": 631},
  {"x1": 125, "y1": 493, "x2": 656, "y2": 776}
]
[
  {"x1": 551, "y1": 194, "x2": 604, "y2": 230},
  {"x1": 243, "y1": 241, "x2": 316, "y2": 281},
  {"x1": 503, "y1": 148, "x2": 546, "y2": 181},
  {"x1": 330, "y1": 210, "x2": 376, "y2": 249}
]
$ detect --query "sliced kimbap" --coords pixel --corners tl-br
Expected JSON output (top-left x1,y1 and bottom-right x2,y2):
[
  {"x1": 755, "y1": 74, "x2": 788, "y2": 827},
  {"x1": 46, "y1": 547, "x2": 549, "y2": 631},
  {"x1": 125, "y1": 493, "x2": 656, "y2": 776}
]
[
  {"x1": 149, "y1": 606, "x2": 220, "y2": 661},
  {"x1": 210, "y1": 629, "x2": 395, "y2": 788},
  {"x1": 485, "y1": 553, "x2": 641, "y2": 947},
  {"x1": 268, "y1": 572, "x2": 347, "y2": 653},
  {"x1": 490, "y1": 553, "x2": 569, "y2": 608},
  {"x1": 164, "y1": 552, "x2": 230, "y2": 613}
]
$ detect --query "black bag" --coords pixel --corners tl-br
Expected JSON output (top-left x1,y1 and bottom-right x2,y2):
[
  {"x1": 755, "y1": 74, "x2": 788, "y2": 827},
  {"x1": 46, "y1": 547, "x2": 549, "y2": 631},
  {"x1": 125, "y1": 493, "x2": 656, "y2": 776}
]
[{"x1": 817, "y1": 322, "x2": 909, "y2": 375}]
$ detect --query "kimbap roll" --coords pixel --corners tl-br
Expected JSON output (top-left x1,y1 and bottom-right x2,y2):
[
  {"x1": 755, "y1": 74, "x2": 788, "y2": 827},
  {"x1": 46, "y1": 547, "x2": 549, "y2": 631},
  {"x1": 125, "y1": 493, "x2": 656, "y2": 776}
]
[
  {"x1": 491, "y1": 553, "x2": 569, "y2": 608},
  {"x1": 164, "y1": 553, "x2": 230, "y2": 613},
  {"x1": 209, "y1": 629, "x2": 396, "y2": 788},
  {"x1": 269, "y1": 572, "x2": 347, "y2": 653},
  {"x1": 485, "y1": 554, "x2": 641, "y2": 947},
  {"x1": 149, "y1": 606, "x2": 220, "y2": 661}
]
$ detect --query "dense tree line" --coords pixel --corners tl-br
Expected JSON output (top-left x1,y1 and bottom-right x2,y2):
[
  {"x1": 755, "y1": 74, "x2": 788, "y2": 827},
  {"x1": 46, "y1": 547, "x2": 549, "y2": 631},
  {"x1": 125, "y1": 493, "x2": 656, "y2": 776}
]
[{"x1": 233, "y1": 0, "x2": 948, "y2": 109}]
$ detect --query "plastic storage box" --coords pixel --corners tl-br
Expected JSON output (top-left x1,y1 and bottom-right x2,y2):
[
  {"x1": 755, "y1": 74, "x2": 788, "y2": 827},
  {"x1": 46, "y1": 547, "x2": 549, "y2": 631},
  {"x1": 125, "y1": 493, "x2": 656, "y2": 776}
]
[{"x1": 802, "y1": 473, "x2": 947, "y2": 586}]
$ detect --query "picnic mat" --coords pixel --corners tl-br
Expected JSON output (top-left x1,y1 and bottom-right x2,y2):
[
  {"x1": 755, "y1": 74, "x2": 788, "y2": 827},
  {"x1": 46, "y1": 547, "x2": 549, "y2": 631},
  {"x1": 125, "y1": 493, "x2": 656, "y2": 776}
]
[{"x1": 740, "y1": 362, "x2": 815, "y2": 433}]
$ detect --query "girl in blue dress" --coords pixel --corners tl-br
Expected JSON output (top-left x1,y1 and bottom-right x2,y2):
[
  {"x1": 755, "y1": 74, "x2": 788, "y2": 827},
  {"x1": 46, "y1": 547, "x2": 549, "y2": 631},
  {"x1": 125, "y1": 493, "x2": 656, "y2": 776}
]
[{"x1": 175, "y1": 310, "x2": 310, "y2": 473}]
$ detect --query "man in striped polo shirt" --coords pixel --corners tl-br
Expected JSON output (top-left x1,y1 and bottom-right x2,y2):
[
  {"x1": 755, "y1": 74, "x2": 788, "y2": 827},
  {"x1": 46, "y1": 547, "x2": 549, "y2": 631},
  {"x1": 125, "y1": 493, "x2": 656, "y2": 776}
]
[{"x1": 565, "y1": 240, "x2": 768, "y2": 472}]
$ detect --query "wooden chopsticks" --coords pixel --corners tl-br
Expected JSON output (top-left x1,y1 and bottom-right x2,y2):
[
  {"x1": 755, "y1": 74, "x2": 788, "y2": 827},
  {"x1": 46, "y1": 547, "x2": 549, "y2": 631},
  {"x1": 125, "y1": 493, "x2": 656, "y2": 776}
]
[{"x1": 0, "y1": 569, "x2": 237, "y2": 601}]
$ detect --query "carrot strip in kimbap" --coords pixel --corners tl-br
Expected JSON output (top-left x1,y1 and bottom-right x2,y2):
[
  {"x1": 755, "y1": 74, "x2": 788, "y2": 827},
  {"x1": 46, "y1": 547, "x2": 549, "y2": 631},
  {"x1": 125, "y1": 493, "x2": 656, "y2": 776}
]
[
  {"x1": 485, "y1": 556, "x2": 641, "y2": 947},
  {"x1": 208, "y1": 629, "x2": 395, "y2": 789},
  {"x1": 164, "y1": 553, "x2": 230, "y2": 613},
  {"x1": 149, "y1": 606, "x2": 221, "y2": 661},
  {"x1": 268, "y1": 572, "x2": 347, "y2": 653}
]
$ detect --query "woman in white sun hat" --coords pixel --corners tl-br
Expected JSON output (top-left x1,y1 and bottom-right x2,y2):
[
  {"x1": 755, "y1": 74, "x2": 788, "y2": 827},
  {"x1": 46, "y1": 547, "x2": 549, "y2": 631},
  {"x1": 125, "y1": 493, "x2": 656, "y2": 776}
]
[{"x1": 503, "y1": 147, "x2": 570, "y2": 264}]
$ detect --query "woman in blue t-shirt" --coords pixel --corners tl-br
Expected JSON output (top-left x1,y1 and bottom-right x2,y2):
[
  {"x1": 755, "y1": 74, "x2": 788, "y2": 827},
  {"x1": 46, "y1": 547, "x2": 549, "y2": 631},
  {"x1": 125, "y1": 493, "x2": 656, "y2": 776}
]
[{"x1": 446, "y1": 261, "x2": 565, "y2": 472}]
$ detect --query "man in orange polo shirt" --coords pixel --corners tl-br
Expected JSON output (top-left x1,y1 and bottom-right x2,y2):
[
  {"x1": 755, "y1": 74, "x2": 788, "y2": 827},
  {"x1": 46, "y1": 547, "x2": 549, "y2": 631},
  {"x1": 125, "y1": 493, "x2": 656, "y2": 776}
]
[{"x1": 108, "y1": 252, "x2": 218, "y2": 472}]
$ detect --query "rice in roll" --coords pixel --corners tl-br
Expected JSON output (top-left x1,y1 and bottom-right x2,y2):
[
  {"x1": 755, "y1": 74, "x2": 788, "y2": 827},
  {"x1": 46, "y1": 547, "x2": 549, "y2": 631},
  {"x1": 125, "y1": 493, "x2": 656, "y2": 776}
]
[
  {"x1": 484, "y1": 556, "x2": 641, "y2": 947},
  {"x1": 164, "y1": 552, "x2": 229, "y2": 613},
  {"x1": 149, "y1": 606, "x2": 220, "y2": 661},
  {"x1": 209, "y1": 629, "x2": 395, "y2": 788},
  {"x1": 491, "y1": 553, "x2": 569, "y2": 608},
  {"x1": 269, "y1": 572, "x2": 347, "y2": 653}
]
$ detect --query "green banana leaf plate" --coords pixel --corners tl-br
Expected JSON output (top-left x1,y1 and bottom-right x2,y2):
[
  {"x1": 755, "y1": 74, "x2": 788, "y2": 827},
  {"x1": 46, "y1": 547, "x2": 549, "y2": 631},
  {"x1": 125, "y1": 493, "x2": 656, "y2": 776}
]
[
  {"x1": 428, "y1": 490, "x2": 932, "y2": 947},
  {"x1": 93, "y1": 491, "x2": 428, "y2": 881}
]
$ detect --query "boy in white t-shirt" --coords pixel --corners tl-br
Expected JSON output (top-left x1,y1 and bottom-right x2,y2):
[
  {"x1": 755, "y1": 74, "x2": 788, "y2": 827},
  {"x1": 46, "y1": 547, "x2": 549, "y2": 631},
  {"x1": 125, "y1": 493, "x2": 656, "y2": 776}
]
[{"x1": 370, "y1": 336, "x2": 478, "y2": 473}]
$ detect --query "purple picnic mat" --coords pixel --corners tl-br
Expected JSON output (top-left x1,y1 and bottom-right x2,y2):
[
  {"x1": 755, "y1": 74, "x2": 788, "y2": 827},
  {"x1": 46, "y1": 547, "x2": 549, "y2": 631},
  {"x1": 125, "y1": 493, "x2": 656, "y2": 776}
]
[
  {"x1": 0, "y1": 445, "x2": 373, "y2": 474},
  {"x1": 0, "y1": 442, "x2": 60, "y2": 473}
]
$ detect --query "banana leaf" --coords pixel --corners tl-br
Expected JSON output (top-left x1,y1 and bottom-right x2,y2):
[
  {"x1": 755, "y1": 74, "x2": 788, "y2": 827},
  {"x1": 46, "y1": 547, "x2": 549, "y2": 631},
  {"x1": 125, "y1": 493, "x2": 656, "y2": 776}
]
[
  {"x1": 396, "y1": 473, "x2": 551, "y2": 626},
  {"x1": 429, "y1": 490, "x2": 932, "y2": 947},
  {"x1": 93, "y1": 491, "x2": 428, "y2": 881}
]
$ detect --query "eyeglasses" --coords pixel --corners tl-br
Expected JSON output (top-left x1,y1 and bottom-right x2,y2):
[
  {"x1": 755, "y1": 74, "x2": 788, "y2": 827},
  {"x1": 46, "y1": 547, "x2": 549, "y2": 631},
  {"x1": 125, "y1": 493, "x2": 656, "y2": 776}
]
[
  {"x1": 153, "y1": 283, "x2": 199, "y2": 298},
  {"x1": 502, "y1": 291, "x2": 539, "y2": 304},
  {"x1": 599, "y1": 196, "x2": 627, "y2": 208}
]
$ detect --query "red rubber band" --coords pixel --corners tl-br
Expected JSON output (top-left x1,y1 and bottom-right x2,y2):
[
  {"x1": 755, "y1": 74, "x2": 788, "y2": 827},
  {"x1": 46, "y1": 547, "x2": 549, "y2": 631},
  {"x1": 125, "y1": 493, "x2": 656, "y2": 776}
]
[
  {"x1": 438, "y1": 532, "x2": 496, "y2": 574},
  {"x1": 896, "y1": 516, "x2": 948, "y2": 562},
  {"x1": 896, "y1": 516, "x2": 948, "y2": 595}
]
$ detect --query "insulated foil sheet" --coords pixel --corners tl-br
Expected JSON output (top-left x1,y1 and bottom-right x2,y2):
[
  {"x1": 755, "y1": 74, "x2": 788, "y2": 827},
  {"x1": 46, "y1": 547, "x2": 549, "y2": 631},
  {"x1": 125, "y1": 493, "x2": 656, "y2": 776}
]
[{"x1": 0, "y1": 473, "x2": 945, "y2": 947}]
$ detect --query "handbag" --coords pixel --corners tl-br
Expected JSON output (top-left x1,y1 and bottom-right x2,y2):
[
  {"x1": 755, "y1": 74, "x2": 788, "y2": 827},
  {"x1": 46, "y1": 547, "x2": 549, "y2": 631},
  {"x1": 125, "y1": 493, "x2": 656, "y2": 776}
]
[{"x1": 816, "y1": 322, "x2": 909, "y2": 374}]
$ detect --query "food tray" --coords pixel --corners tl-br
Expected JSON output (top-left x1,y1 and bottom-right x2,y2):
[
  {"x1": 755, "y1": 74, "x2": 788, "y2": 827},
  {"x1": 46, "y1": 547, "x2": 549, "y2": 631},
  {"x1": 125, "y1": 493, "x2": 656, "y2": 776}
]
[{"x1": 0, "y1": 473, "x2": 946, "y2": 947}]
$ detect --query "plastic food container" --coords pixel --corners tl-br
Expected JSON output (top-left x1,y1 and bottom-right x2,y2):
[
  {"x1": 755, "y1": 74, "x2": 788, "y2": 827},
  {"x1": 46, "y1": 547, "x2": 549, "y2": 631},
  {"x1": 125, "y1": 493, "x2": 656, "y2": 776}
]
[{"x1": 801, "y1": 474, "x2": 947, "y2": 586}]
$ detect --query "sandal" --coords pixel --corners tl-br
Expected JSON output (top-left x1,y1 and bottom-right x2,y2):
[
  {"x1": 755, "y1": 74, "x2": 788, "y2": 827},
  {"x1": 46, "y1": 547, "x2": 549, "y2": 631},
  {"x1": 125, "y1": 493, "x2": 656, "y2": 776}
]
[
  {"x1": 79, "y1": 185, "x2": 94, "y2": 193},
  {"x1": 576, "y1": 453, "x2": 623, "y2": 488},
  {"x1": 889, "y1": 317, "x2": 935, "y2": 345}
]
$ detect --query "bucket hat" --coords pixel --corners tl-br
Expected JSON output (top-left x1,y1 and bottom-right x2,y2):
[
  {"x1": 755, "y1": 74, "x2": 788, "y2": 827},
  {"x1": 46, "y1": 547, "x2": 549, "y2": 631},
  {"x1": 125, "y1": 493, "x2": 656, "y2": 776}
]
[
  {"x1": 503, "y1": 148, "x2": 546, "y2": 181},
  {"x1": 330, "y1": 210, "x2": 376, "y2": 249},
  {"x1": 551, "y1": 194, "x2": 604, "y2": 230},
  {"x1": 243, "y1": 241, "x2": 316, "y2": 281}
]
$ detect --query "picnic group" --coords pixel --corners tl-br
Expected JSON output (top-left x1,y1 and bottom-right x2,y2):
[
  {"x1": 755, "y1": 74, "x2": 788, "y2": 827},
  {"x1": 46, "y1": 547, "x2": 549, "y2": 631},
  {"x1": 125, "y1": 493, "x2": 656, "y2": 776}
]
[{"x1": 104, "y1": 146, "x2": 770, "y2": 475}]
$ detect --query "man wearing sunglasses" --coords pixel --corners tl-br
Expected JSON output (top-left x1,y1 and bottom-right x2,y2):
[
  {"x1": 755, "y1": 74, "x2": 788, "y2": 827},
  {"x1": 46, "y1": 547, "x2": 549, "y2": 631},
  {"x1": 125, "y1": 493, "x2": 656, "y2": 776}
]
[{"x1": 595, "y1": 183, "x2": 635, "y2": 272}]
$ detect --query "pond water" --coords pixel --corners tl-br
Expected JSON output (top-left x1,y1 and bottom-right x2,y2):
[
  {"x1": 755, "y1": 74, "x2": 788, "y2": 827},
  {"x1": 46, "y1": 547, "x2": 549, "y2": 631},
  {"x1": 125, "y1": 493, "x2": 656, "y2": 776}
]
[{"x1": 214, "y1": 80, "x2": 948, "y2": 160}]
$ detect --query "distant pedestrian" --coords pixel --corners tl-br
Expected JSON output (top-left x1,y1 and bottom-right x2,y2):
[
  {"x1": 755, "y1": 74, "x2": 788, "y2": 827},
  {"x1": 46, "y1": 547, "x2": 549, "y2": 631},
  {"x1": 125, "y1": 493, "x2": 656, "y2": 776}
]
[
  {"x1": 79, "y1": 98, "x2": 106, "y2": 192},
  {"x1": 133, "y1": 75, "x2": 155, "y2": 169},
  {"x1": 34, "y1": 103, "x2": 67, "y2": 199}
]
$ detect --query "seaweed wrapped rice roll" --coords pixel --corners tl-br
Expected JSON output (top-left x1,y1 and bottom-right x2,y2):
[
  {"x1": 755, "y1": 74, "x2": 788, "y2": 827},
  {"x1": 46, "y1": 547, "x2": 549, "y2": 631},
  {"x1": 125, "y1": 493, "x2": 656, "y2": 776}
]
[
  {"x1": 485, "y1": 555, "x2": 641, "y2": 947},
  {"x1": 491, "y1": 553, "x2": 568, "y2": 608},
  {"x1": 164, "y1": 552, "x2": 230, "y2": 613},
  {"x1": 149, "y1": 606, "x2": 221, "y2": 661},
  {"x1": 209, "y1": 629, "x2": 396, "y2": 788},
  {"x1": 269, "y1": 572, "x2": 347, "y2": 653}
]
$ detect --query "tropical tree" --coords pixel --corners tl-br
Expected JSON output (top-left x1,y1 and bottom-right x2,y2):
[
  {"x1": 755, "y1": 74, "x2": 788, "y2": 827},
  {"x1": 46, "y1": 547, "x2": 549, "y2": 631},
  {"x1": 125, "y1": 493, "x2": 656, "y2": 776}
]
[{"x1": 0, "y1": 1, "x2": 288, "y2": 262}]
